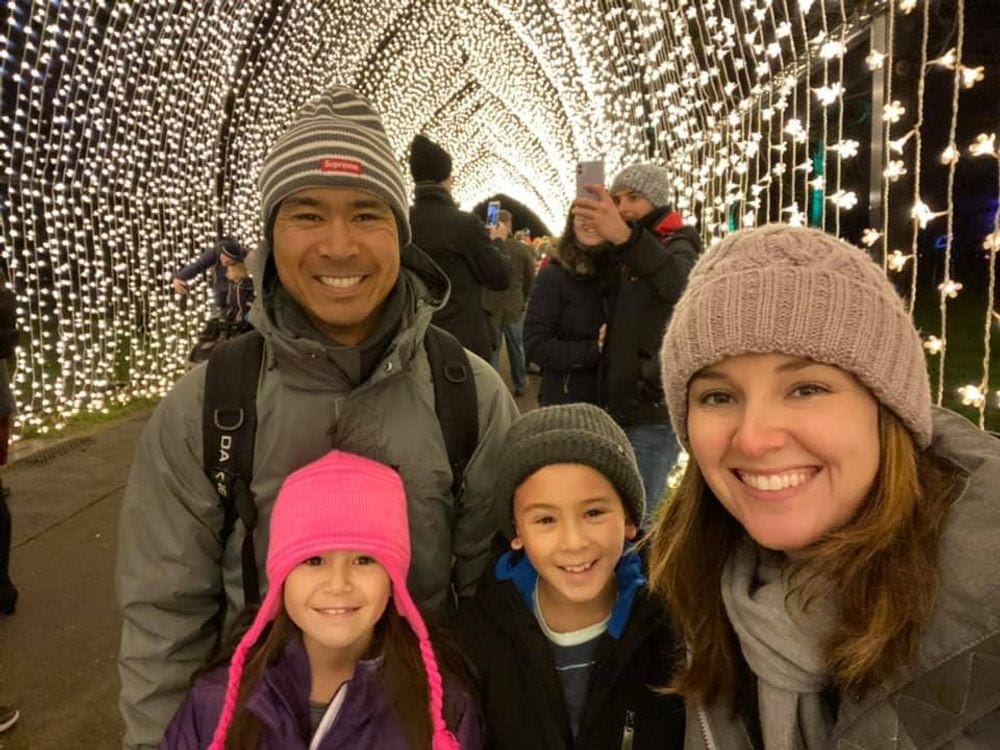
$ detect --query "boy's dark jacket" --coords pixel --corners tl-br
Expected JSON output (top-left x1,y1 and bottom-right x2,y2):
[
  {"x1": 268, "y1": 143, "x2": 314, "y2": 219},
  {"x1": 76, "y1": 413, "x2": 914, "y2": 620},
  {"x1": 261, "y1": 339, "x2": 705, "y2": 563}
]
[{"x1": 458, "y1": 542, "x2": 686, "y2": 749}]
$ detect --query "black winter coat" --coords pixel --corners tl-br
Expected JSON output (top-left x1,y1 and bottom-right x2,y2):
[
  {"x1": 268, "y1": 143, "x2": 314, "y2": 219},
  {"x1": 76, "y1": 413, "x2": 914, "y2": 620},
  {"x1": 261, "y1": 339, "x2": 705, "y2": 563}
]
[
  {"x1": 601, "y1": 209, "x2": 700, "y2": 426},
  {"x1": 410, "y1": 184, "x2": 510, "y2": 360},
  {"x1": 459, "y1": 548, "x2": 686, "y2": 750},
  {"x1": 0, "y1": 288, "x2": 17, "y2": 360},
  {"x1": 523, "y1": 260, "x2": 604, "y2": 406}
]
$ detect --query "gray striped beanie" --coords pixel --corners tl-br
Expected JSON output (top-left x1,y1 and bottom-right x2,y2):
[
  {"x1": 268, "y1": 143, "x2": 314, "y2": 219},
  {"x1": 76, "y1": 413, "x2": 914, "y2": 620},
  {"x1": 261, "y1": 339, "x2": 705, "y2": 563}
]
[
  {"x1": 660, "y1": 224, "x2": 933, "y2": 448},
  {"x1": 258, "y1": 86, "x2": 410, "y2": 245}
]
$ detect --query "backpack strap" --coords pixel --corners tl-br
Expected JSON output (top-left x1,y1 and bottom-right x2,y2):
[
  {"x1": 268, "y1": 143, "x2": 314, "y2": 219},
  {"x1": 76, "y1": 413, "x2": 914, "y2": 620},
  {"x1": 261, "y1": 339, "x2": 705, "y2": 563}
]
[
  {"x1": 424, "y1": 325, "x2": 479, "y2": 498},
  {"x1": 203, "y1": 330, "x2": 265, "y2": 607}
]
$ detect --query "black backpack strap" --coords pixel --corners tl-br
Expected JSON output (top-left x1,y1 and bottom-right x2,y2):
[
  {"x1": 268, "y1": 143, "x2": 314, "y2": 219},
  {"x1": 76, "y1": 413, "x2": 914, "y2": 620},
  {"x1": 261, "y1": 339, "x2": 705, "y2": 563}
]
[
  {"x1": 424, "y1": 325, "x2": 479, "y2": 498},
  {"x1": 203, "y1": 330, "x2": 265, "y2": 607}
]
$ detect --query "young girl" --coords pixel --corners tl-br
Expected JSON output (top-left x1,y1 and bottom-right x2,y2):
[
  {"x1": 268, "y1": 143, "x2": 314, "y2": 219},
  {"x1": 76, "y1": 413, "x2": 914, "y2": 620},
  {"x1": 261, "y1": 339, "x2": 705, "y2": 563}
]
[
  {"x1": 162, "y1": 451, "x2": 480, "y2": 749},
  {"x1": 650, "y1": 225, "x2": 1000, "y2": 748}
]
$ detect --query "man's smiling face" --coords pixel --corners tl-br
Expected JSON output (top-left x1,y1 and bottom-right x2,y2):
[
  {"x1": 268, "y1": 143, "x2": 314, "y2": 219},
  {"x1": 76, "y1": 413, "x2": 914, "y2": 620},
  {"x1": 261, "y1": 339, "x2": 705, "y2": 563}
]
[{"x1": 272, "y1": 186, "x2": 400, "y2": 346}]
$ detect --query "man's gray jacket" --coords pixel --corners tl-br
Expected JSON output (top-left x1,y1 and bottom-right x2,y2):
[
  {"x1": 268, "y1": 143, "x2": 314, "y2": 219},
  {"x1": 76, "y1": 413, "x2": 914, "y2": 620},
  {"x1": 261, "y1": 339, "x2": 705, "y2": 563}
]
[{"x1": 116, "y1": 243, "x2": 519, "y2": 749}]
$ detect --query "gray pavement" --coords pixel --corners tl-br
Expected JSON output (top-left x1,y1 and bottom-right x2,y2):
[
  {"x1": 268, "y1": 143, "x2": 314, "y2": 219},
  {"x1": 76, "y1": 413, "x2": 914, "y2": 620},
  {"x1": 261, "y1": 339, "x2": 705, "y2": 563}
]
[{"x1": 0, "y1": 356, "x2": 538, "y2": 749}]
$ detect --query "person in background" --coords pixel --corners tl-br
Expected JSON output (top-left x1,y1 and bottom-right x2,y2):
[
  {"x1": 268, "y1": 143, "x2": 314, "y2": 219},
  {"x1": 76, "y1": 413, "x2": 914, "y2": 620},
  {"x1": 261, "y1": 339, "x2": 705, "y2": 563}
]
[
  {"x1": 459, "y1": 404, "x2": 685, "y2": 749},
  {"x1": 523, "y1": 210, "x2": 606, "y2": 407},
  {"x1": 484, "y1": 209, "x2": 536, "y2": 397},
  {"x1": 171, "y1": 237, "x2": 249, "y2": 312},
  {"x1": 163, "y1": 451, "x2": 480, "y2": 749},
  {"x1": 408, "y1": 134, "x2": 509, "y2": 361},
  {"x1": 0, "y1": 271, "x2": 18, "y2": 616},
  {"x1": 220, "y1": 260, "x2": 255, "y2": 328},
  {"x1": 573, "y1": 162, "x2": 701, "y2": 519},
  {"x1": 650, "y1": 225, "x2": 1000, "y2": 749}
]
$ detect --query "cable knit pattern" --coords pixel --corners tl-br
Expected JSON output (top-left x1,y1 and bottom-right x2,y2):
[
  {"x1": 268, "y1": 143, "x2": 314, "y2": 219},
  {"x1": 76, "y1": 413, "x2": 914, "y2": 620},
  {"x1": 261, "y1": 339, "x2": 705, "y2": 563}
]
[
  {"x1": 660, "y1": 224, "x2": 932, "y2": 448},
  {"x1": 207, "y1": 451, "x2": 458, "y2": 750}
]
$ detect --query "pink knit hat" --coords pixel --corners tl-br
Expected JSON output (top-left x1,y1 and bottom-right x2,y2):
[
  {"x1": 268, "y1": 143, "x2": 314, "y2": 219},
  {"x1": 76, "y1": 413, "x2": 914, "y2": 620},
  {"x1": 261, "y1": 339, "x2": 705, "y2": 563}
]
[
  {"x1": 660, "y1": 224, "x2": 933, "y2": 449},
  {"x1": 207, "y1": 451, "x2": 459, "y2": 750}
]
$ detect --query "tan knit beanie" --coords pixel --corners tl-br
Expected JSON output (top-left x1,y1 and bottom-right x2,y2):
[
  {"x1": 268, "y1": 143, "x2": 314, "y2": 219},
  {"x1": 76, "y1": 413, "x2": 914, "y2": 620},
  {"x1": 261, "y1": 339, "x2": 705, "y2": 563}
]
[{"x1": 660, "y1": 224, "x2": 933, "y2": 448}]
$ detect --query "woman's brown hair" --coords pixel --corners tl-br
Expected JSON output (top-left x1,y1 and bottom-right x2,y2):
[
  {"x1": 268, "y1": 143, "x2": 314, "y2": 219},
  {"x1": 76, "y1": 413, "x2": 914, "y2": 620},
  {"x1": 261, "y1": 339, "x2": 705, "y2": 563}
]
[
  {"x1": 647, "y1": 404, "x2": 960, "y2": 706},
  {"x1": 554, "y1": 210, "x2": 605, "y2": 277},
  {"x1": 204, "y1": 596, "x2": 468, "y2": 749}
]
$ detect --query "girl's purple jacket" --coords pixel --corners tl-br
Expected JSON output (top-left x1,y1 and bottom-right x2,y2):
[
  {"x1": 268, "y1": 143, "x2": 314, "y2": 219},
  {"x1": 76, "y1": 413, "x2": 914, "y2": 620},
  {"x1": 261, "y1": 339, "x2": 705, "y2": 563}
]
[{"x1": 160, "y1": 638, "x2": 482, "y2": 749}]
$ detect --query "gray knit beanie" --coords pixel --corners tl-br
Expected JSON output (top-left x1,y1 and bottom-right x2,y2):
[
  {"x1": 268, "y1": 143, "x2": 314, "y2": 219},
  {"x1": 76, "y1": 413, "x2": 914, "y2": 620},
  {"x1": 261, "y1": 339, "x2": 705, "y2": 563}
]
[
  {"x1": 660, "y1": 224, "x2": 933, "y2": 448},
  {"x1": 495, "y1": 404, "x2": 645, "y2": 534},
  {"x1": 610, "y1": 163, "x2": 672, "y2": 208},
  {"x1": 258, "y1": 86, "x2": 410, "y2": 244}
]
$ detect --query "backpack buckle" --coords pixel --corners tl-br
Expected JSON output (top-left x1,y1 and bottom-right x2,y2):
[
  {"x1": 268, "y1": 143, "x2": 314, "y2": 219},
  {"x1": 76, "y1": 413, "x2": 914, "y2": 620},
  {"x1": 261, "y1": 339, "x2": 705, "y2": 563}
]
[
  {"x1": 214, "y1": 408, "x2": 245, "y2": 430},
  {"x1": 443, "y1": 362, "x2": 467, "y2": 384}
]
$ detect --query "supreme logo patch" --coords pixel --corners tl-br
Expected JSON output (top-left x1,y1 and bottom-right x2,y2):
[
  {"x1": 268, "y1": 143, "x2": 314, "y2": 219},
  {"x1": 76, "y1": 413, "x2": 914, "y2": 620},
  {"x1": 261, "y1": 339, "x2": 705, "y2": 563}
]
[{"x1": 320, "y1": 158, "x2": 363, "y2": 175}]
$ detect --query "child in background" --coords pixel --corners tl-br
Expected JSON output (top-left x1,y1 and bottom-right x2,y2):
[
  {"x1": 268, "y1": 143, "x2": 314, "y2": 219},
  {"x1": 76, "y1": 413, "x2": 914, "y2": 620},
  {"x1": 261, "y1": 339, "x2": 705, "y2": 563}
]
[
  {"x1": 221, "y1": 261, "x2": 255, "y2": 328},
  {"x1": 162, "y1": 451, "x2": 480, "y2": 750},
  {"x1": 459, "y1": 404, "x2": 685, "y2": 749}
]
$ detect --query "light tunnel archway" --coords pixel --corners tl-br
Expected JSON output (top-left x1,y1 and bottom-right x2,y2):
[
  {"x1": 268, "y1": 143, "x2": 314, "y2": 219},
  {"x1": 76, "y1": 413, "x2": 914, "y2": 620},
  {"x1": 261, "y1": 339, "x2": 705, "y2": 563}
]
[{"x1": 1, "y1": 0, "x2": 997, "y2": 435}]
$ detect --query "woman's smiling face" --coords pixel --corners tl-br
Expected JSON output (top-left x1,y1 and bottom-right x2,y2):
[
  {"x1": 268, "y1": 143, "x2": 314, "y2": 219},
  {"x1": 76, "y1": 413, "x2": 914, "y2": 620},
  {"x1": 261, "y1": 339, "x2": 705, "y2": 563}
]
[{"x1": 686, "y1": 352, "x2": 881, "y2": 552}]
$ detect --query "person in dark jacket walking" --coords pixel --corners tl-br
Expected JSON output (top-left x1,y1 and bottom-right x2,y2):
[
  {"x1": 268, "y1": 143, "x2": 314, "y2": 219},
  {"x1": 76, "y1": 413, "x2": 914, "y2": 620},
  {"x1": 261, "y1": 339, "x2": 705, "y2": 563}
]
[
  {"x1": 408, "y1": 134, "x2": 509, "y2": 360},
  {"x1": 573, "y1": 164, "x2": 700, "y2": 519},
  {"x1": 459, "y1": 404, "x2": 685, "y2": 750},
  {"x1": 484, "y1": 209, "x2": 536, "y2": 395},
  {"x1": 171, "y1": 236, "x2": 249, "y2": 311},
  {"x1": 523, "y1": 210, "x2": 607, "y2": 407},
  {"x1": 0, "y1": 272, "x2": 18, "y2": 616},
  {"x1": 163, "y1": 451, "x2": 480, "y2": 750}
]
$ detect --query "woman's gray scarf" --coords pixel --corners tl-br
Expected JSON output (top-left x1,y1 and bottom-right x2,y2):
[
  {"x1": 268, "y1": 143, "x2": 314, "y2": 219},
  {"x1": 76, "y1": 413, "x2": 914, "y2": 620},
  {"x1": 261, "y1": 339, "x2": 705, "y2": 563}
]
[{"x1": 721, "y1": 536, "x2": 839, "y2": 750}]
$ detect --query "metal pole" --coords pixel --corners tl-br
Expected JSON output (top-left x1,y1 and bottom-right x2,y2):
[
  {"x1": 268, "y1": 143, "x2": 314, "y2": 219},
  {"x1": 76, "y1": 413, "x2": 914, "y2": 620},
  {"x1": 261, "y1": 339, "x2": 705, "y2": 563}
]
[{"x1": 868, "y1": 11, "x2": 889, "y2": 265}]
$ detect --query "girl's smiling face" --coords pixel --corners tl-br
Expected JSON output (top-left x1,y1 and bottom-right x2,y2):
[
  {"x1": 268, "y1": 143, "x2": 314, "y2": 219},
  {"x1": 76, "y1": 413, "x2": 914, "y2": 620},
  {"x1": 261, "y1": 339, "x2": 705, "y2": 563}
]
[
  {"x1": 686, "y1": 353, "x2": 881, "y2": 552},
  {"x1": 283, "y1": 549, "x2": 391, "y2": 659}
]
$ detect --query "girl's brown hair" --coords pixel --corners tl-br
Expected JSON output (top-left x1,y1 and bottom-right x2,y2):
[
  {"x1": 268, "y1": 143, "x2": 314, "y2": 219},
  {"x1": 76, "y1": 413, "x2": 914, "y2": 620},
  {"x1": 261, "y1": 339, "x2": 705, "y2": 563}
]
[
  {"x1": 205, "y1": 596, "x2": 467, "y2": 749},
  {"x1": 648, "y1": 404, "x2": 960, "y2": 706}
]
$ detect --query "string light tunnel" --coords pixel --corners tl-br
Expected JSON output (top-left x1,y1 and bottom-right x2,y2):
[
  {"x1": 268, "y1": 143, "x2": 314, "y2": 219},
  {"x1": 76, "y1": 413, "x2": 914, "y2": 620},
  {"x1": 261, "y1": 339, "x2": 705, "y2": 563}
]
[{"x1": 1, "y1": 0, "x2": 997, "y2": 438}]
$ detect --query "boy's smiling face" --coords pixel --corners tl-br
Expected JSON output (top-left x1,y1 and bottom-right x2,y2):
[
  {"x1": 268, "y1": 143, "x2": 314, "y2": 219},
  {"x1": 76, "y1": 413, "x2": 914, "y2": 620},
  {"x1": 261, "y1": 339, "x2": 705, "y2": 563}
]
[{"x1": 511, "y1": 463, "x2": 637, "y2": 629}]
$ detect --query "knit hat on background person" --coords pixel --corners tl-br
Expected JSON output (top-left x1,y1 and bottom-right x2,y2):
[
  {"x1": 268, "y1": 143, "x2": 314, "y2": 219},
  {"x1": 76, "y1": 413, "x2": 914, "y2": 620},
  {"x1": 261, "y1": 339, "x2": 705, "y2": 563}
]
[
  {"x1": 207, "y1": 451, "x2": 459, "y2": 750},
  {"x1": 494, "y1": 403, "x2": 646, "y2": 534},
  {"x1": 214, "y1": 237, "x2": 247, "y2": 261},
  {"x1": 257, "y1": 86, "x2": 411, "y2": 245},
  {"x1": 660, "y1": 224, "x2": 933, "y2": 449},
  {"x1": 408, "y1": 134, "x2": 453, "y2": 184},
  {"x1": 610, "y1": 163, "x2": 673, "y2": 208}
]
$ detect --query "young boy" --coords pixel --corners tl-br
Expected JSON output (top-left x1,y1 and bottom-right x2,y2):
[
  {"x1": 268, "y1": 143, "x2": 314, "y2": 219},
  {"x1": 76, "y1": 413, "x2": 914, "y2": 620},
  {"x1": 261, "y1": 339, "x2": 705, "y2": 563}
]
[{"x1": 460, "y1": 403, "x2": 685, "y2": 749}]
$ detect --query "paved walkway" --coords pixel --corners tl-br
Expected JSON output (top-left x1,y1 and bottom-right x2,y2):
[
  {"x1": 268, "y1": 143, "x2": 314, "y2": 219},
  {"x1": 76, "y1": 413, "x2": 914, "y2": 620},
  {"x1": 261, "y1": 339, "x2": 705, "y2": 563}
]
[{"x1": 0, "y1": 360, "x2": 537, "y2": 748}]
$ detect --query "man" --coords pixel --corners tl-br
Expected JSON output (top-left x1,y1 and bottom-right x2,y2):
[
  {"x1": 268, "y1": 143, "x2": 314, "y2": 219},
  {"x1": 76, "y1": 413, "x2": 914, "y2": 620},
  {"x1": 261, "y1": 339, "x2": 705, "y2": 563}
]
[
  {"x1": 117, "y1": 87, "x2": 519, "y2": 749},
  {"x1": 483, "y1": 209, "x2": 536, "y2": 396},
  {"x1": 171, "y1": 236, "x2": 248, "y2": 311},
  {"x1": 408, "y1": 134, "x2": 510, "y2": 361},
  {"x1": 573, "y1": 163, "x2": 701, "y2": 517}
]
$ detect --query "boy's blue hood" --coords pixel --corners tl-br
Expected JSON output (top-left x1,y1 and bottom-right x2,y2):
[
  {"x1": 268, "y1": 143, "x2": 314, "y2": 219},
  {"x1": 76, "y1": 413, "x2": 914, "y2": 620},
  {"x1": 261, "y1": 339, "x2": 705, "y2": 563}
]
[{"x1": 494, "y1": 545, "x2": 647, "y2": 640}]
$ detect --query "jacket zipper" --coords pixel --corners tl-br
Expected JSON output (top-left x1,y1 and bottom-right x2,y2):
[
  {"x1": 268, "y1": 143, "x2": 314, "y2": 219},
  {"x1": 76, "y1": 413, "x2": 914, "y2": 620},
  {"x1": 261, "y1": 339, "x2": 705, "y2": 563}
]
[
  {"x1": 619, "y1": 709, "x2": 635, "y2": 750},
  {"x1": 697, "y1": 705, "x2": 719, "y2": 750},
  {"x1": 562, "y1": 372, "x2": 571, "y2": 395}
]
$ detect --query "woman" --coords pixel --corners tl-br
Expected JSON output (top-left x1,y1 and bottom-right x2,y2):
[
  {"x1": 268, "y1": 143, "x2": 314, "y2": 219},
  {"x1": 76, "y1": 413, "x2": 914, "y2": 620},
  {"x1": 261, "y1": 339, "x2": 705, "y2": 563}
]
[
  {"x1": 649, "y1": 225, "x2": 1000, "y2": 748},
  {"x1": 523, "y1": 211, "x2": 608, "y2": 406}
]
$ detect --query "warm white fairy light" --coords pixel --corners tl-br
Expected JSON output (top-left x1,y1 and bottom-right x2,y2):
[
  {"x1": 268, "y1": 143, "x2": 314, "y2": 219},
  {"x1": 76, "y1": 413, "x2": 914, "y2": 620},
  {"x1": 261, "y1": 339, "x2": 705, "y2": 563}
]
[
  {"x1": 969, "y1": 133, "x2": 997, "y2": 157},
  {"x1": 887, "y1": 250, "x2": 913, "y2": 272},
  {"x1": 884, "y1": 160, "x2": 908, "y2": 181},
  {"x1": 924, "y1": 336, "x2": 944, "y2": 355},
  {"x1": 938, "y1": 280, "x2": 963, "y2": 299},
  {"x1": 883, "y1": 100, "x2": 906, "y2": 123}
]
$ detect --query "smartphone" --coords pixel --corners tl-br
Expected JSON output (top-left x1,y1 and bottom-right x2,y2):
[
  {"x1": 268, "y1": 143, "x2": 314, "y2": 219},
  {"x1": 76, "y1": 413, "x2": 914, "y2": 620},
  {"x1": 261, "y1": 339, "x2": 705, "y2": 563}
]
[
  {"x1": 576, "y1": 160, "x2": 605, "y2": 199},
  {"x1": 486, "y1": 200, "x2": 501, "y2": 227}
]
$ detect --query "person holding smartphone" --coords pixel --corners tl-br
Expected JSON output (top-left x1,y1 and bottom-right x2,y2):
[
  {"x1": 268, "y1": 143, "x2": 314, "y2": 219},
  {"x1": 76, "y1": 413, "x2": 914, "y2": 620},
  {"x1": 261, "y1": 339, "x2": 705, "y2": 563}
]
[{"x1": 572, "y1": 163, "x2": 701, "y2": 522}]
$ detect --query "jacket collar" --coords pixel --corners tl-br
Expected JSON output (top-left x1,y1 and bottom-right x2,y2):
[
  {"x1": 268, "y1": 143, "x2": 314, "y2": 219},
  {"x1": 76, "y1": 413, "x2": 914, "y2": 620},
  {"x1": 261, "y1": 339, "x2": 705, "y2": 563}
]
[
  {"x1": 247, "y1": 636, "x2": 388, "y2": 741},
  {"x1": 247, "y1": 244, "x2": 449, "y2": 389},
  {"x1": 832, "y1": 407, "x2": 1000, "y2": 743},
  {"x1": 413, "y1": 182, "x2": 456, "y2": 207},
  {"x1": 493, "y1": 545, "x2": 647, "y2": 639}
]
